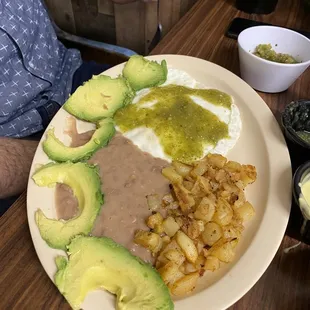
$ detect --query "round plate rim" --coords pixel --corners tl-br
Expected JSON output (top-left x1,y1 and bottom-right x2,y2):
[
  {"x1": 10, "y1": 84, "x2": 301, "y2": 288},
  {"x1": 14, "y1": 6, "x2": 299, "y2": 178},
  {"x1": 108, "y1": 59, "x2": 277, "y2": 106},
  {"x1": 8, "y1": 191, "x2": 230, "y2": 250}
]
[{"x1": 26, "y1": 54, "x2": 292, "y2": 310}]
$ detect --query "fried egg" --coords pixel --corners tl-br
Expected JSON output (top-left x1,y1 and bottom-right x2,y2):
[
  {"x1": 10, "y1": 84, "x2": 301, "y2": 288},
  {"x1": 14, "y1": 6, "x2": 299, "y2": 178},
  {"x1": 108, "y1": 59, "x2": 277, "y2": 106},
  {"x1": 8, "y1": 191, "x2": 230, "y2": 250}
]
[{"x1": 116, "y1": 68, "x2": 242, "y2": 163}]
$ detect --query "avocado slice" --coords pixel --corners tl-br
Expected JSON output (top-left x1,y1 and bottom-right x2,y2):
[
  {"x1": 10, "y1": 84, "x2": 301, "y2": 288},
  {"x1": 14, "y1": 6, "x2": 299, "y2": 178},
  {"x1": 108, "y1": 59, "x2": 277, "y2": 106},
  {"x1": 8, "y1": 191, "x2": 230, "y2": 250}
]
[
  {"x1": 64, "y1": 75, "x2": 135, "y2": 122},
  {"x1": 33, "y1": 162, "x2": 103, "y2": 250},
  {"x1": 42, "y1": 118, "x2": 115, "y2": 162},
  {"x1": 123, "y1": 55, "x2": 168, "y2": 91},
  {"x1": 55, "y1": 235, "x2": 174, "y2": 310}
]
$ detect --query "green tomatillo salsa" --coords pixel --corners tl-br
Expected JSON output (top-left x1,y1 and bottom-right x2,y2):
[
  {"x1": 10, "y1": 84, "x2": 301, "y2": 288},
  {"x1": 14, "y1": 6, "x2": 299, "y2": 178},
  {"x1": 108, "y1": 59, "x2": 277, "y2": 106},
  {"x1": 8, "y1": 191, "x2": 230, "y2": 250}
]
[
  {"x1": 114, "y1": 84, "x2": 232, "y2": 163},
  {"x1": 253, "y1": 44, "x2": 299, "y2": 64}
]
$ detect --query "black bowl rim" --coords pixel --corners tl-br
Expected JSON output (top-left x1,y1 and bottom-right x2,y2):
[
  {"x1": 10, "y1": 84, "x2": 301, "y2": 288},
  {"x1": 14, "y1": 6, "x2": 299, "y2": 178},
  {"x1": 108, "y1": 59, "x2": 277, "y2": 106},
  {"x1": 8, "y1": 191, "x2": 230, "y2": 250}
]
[
  {"x1": 281, "y1": 99, "x2": 310, "y2": 149},
  {"x1": 283, "y1": 126, "x2": 310, "y2": 149},
  {"x1": 292, "y1": 160, "x2": 310, "y2": 206}
]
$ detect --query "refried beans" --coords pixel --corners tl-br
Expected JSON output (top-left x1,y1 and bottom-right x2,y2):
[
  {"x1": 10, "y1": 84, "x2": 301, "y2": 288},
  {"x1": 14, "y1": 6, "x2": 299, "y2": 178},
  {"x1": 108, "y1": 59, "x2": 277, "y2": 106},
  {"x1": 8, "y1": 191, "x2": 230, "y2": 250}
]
[{"x1": 55, "y1": 117, "x2": 170, "y2": 264}]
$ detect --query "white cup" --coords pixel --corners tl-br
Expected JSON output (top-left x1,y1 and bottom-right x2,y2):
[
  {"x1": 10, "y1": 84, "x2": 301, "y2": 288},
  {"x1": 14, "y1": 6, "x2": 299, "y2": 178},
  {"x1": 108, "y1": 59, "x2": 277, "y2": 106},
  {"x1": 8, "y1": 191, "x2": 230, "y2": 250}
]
[{"x1": 238, "y1": 26, "x2": 310, "y2": 93}]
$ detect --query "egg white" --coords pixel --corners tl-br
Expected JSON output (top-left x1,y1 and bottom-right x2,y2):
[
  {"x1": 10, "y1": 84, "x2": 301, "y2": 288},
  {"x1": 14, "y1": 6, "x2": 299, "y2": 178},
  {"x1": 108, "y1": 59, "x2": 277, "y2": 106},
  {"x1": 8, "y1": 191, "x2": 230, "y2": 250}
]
[{"x1": 116, "y1": 68, "x2": 242, "y2": 163}]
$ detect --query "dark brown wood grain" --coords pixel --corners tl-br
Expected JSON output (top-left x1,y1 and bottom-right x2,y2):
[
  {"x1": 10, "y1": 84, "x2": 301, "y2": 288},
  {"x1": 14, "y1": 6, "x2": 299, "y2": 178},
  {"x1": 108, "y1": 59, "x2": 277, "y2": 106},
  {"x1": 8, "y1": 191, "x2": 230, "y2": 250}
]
[
  {"x1": 0, "y1": 194, "x2": 70, "y2": 310},
  {"x1": 71, "y1": 0, "x2": 116, "y2": 44},
  {"x1": 44, "y1": 0, "x2": 197, "y2": 55},
  {"x1": 1, "y1": 0, "x2": 310, "y2": 309}
]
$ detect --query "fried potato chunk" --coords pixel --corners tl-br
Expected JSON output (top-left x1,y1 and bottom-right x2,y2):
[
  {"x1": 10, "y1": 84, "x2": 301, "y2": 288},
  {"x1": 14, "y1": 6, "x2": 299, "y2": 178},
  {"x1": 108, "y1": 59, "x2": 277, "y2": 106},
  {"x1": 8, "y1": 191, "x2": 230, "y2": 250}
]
[
  {"x1": 169, "y1": 272, "x2": 200, "y2": 296},
  {"x1": 134, "y1": 230, "x2": 163, "y2": 254}
]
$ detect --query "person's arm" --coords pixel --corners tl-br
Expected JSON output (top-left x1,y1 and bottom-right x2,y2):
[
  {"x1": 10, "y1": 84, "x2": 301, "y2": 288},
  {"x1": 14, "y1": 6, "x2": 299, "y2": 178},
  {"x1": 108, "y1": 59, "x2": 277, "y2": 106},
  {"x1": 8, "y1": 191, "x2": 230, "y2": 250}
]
[{"x1": 0, "y1": 138, "x2": 39, "y2": 199}]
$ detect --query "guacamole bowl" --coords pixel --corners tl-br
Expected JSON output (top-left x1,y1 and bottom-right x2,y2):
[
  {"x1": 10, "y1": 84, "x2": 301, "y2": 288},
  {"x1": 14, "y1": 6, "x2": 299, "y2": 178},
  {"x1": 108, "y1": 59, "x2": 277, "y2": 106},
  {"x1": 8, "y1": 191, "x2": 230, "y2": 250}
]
[{"x1": 238, "y1": 26, "x2": 310, "y2": 93}]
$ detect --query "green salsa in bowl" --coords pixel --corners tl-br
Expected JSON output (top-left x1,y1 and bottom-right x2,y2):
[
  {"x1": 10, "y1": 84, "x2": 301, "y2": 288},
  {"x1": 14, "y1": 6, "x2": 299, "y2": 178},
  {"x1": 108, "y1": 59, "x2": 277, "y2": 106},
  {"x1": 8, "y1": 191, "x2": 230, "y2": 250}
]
[
  {"x1": 253, "y1": 44, "x2": 300, "y2": 64},
  {"x1": 238, "y1": 26, "x2": 310, "y2": 93}
]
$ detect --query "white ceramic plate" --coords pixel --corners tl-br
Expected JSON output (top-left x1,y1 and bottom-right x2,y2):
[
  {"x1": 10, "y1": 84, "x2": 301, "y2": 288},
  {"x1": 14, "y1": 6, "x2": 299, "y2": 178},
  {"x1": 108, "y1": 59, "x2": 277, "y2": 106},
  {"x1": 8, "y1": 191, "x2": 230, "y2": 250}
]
[{"x1": 27, "y1": 55, "x2": 292, "y2": 310}]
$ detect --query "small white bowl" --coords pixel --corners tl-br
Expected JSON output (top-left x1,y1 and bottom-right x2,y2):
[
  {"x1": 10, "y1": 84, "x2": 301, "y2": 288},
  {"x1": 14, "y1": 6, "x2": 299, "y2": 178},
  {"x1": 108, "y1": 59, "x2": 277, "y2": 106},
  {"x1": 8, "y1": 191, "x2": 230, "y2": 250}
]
[{"x1": 238, "y1": 26, "x2": 310, "y2": 93}]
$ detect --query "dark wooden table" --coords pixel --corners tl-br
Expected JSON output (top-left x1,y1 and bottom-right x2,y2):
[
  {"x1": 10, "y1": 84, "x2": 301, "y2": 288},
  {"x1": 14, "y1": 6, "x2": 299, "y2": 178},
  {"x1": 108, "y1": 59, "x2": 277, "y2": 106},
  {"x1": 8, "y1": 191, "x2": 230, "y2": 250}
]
[{"x1": 1, "y1": 0, "x2": 310, "y2": 309}]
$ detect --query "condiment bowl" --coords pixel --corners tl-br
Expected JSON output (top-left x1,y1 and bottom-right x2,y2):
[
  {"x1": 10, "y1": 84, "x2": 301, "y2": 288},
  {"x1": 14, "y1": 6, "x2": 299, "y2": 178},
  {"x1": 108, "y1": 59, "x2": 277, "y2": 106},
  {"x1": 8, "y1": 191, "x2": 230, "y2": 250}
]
[
  {"x1": 281, "y1": 99, "x2": 310, "y2": 149},
  {"x1": 293, "y1": 161, "x2": 310, "y2": 224},
  {"x1": 237, "y1": 26, "x2": 310, "y2": 93}
]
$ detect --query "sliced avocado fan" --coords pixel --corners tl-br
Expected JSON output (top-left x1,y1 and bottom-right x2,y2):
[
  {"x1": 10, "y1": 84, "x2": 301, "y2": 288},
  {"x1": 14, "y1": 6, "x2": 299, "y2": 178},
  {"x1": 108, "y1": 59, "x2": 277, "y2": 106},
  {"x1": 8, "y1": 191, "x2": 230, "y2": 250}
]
[
  {"x1": 64, "y1": 75, "x2": 135, "y2": 122},
  {"x1": 33, "y1": 162, "x2": 103, "y2": 250},
  {"x1": 123, "y1": 55, "x2": 168, "y2": 91},
  {"x1": 42, "y1": 118, "x2": 115, "y2": 163},
  {"x1": 55, "y1": 235, "x2": 174, "y2": 310}
]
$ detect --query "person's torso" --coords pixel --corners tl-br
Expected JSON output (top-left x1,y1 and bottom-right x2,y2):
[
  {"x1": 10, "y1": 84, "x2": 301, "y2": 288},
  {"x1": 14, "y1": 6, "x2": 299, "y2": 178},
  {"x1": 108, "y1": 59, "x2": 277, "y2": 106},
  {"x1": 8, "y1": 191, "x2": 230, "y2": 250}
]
[{"x1": 0, "y1": 0, "x2": 82, "y2": 137}]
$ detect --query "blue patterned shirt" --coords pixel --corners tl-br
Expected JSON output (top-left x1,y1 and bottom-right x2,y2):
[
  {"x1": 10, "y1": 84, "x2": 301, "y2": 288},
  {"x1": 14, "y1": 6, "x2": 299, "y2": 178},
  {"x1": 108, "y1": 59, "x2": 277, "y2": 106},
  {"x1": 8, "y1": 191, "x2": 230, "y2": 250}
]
[{"x1": 0, "y1": 0, "x2": 82, "y2": 137}]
